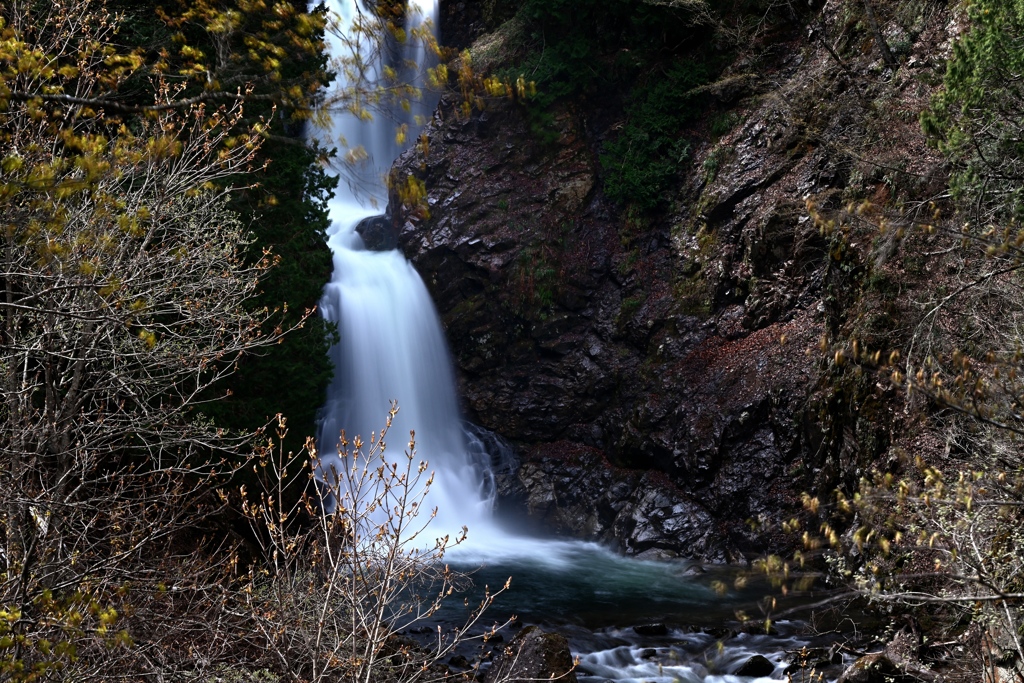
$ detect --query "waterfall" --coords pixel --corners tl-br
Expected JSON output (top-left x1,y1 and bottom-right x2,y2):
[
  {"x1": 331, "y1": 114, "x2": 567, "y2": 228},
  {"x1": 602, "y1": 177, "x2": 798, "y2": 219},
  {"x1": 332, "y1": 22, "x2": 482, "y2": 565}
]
[
  {"x1": 315, "y1": 0, "x2": 501, "y2": 546},
  {"x1": 304, "y1": 12, "x2": 832, "y2": 679}
]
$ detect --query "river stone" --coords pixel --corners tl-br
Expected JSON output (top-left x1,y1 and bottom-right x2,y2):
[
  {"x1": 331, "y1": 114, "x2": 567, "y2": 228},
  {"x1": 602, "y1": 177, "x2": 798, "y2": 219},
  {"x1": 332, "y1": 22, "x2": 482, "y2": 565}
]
[
  {"x1": 735, "y1": 654, "x2": 775, "y2": 677},
  {"x1": 632, "y1": 623, "x2": 669, "y2": 636},
  {"x1": 483, "y1": 625, "x2": 577, "y2": 683},
  {"x1": 355, "y1": 214, "x2": 398, "y2": 251},
  {"x1": 448, "y1": 655, "x2": 471, "y2": 669}
]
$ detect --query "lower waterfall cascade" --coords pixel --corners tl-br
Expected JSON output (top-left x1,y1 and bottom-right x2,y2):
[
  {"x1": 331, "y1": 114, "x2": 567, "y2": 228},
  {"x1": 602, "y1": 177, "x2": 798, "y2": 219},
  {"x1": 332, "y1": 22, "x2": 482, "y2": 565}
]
[{"x1": 315, "y1": 0, "x2": 503, "y2": 548}]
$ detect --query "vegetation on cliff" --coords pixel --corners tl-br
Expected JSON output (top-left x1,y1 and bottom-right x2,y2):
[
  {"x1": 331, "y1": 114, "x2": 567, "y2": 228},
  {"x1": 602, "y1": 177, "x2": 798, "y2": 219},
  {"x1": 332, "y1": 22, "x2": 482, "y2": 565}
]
[
  {"x1": 758, "y1": 0, "x2": 1024, "y2": 676},
  {"x1": 492, "y1": 0, "x2": 796, "y2": 212},
  {"x1": 923, "y1": 0, "x2": 1024, "y2": 224}
]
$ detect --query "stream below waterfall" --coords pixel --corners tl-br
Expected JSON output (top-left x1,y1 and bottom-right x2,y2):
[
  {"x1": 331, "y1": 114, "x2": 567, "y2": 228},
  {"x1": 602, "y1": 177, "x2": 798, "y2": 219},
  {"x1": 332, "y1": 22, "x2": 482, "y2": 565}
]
[
  {"x1": 433, "y1": 544, "x2": 849, "y2": 682},
  {"x1": 312, "y1": 1, "x2": 849, "y2": 681}
]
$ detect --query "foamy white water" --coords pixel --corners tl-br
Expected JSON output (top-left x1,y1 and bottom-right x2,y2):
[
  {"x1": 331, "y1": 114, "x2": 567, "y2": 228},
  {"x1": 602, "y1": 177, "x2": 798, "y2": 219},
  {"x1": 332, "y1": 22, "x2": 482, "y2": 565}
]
[{"x1": 573, "y1": 627, "x2": 801, "y2": 683}]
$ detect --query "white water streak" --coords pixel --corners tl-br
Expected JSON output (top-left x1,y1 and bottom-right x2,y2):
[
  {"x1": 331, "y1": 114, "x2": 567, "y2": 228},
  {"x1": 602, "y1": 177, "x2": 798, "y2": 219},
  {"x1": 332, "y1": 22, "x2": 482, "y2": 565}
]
[{"x1": 315, "y1": 0, "x2": 501, "y2": 544}]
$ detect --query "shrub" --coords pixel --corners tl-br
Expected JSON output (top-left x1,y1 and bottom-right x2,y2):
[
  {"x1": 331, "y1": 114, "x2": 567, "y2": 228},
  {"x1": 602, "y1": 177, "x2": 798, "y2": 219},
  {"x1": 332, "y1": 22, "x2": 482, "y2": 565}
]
[
  {"x1": 921, "y1": 0, "x2": 1024, "y2": 223},
  {"x1": 235, "y1": 409, "x2": 513, "y2": 683},
  {"x1": 601, "y1": 61, "x2": 709, "y2": 211}
]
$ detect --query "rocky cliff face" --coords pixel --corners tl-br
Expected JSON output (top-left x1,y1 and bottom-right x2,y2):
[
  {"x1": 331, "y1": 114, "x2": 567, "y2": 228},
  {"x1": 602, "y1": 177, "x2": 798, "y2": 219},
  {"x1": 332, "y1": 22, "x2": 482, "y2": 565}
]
[{"x1": 389, "y1": 0, "x2": 954, "y2": 562}]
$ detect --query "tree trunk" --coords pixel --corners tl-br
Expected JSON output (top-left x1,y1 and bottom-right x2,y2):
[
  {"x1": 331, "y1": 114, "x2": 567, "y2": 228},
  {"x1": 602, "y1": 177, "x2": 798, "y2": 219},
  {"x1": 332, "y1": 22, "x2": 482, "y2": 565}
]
[{"x1": 862, "y1": 0, "x2": 896, "y2": 67}]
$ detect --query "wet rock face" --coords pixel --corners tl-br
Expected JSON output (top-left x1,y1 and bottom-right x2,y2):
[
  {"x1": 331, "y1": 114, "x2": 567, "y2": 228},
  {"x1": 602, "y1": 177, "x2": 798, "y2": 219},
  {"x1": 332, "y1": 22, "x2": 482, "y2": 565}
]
[
  {"x1": 498, "y1": 442, "x2": 727, "y2": 560},
  {"x1": 735, "y1": 655, "x2": 776, "y2": 678},
  {"x1": 388, "y1": 0, "x2": 959, "y2": 560},
  {"x1": 390, "y1": 87, "x2": 825, "y2": 560},
  {"x1": 395, "y1": 100, "x2": 622, "y2": 444}
]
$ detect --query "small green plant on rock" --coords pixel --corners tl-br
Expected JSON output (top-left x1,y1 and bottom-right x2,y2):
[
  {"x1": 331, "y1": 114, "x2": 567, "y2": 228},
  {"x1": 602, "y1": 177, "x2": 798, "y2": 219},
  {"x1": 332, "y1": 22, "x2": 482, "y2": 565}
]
[
  {"x1": 511, "y1": 237, "x2": 565, "y2": 318},
  {"x1": 673, "y1": 276, "x2": 714, "y2": 317},
  {"x1": 701, "y1": 145, "x2": 733, "y2": 184},
  {"x1": 710, "y1": 111, "x2": 741, "y2": 139},
  {"x1": 672, "y1": 226, "x2": 717, "y2": 316},
  {"x1": 617, "y1": 294, "x2": 645, "y2": 327}
]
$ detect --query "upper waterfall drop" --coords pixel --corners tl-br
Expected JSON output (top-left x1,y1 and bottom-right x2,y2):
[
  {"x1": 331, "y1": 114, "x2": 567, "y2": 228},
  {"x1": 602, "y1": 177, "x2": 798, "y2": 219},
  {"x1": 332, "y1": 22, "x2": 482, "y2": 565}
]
[{"x1": 314, "y1": 0, "x2": 504, "y2": 546}]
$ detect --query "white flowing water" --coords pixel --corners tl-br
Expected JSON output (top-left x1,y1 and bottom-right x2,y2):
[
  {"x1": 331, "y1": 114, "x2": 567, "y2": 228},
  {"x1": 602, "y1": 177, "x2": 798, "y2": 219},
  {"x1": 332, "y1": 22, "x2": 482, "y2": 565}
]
[
  {"x1": 312, "y1": 3, "x2": 839, "y2": 679},
  {"x1": 315, "y1": 0, "x2": 507, "y2": 544}
]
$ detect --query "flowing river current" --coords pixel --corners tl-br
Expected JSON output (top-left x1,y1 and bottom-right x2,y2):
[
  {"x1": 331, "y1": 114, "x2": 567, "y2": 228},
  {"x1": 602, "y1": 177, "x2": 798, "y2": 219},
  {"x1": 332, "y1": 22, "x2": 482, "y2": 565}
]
[{"x1": 313, "y1": 2, "x2": 844, "y2": 681}]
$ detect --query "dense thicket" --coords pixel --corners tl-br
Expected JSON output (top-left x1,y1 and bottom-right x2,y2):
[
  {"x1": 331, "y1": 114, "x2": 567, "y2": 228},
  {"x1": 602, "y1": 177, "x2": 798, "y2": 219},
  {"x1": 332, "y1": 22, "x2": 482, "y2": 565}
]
[
  {"x1": 107, "y1": 0, "x2": 338, "y2": 447},
  {"x1": 0, "y1": 0, "x2": 336, "y2": 675},
  {"x1": 775, "y1": 0, "x2": 1024, "y2": 673}
]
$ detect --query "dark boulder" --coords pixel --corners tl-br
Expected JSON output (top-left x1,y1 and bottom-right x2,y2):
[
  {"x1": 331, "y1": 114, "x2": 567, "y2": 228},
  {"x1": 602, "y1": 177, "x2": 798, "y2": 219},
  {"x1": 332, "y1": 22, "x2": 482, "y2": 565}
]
[
  {"x1": 448, "y1": 654, "x2": 471, "y2": 669},
  {"x1": 632, "y1": 623, "x2": 669, "y2": 637},
  {"x1": 735, "y1": 654, "x2": 775, "y2": 677},
  {"x1": 355, "y1": 214, "x2": 399, "y2": 251},
  {"x1": 836, "y1": 653, "x2": 904, "y2": 683}
]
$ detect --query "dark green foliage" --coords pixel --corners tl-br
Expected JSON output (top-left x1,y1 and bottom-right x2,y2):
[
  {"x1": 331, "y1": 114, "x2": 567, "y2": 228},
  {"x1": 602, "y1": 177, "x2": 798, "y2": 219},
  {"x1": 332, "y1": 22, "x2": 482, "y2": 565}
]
[
  {"x1": 501, "y1": 0, "x2": 717, "y2": 208},
  {"x1": 114, "y1": 0, "x2": 339, "y2": 447},
  {"x1": 710, "y1": 110, "x2": 740, "y2": 138},
  {"x1": 922, "y1": 0, "x2": 1024, "y2": 222},
  {"x1": 514, "y1": 0, "x2": 688, "y2": 101},
  {"x1": 504, "y1": 1, "x2": 706, "y2": 111},
  {"x1": 516, "y1": 0, "x2": 704, "y2": 57},
  {"x1": 204, "y1": 3, "x2": 336, "y2": 446},
  {"x1": 211, "y1": 139, "x2": 338, "y2": 448},
  {"x1": 600, "y1": 60, "x2": 709, "y2": 211},
  {"x1": 215, "y1": 109, "x2": 337, "y2": 447},
  {"x1": 499, "y1": 0, "x2": 803, "y2": 209}
]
